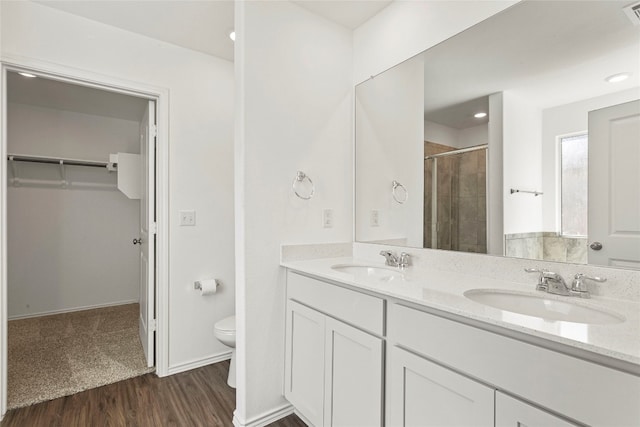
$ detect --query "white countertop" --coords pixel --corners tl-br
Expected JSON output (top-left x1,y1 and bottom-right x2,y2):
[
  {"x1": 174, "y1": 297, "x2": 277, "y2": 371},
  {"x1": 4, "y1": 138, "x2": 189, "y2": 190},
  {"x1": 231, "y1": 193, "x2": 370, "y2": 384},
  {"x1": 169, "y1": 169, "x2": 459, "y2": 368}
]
[{"x1": 282, "y1": 257, "x2": 640, "y2": 368}]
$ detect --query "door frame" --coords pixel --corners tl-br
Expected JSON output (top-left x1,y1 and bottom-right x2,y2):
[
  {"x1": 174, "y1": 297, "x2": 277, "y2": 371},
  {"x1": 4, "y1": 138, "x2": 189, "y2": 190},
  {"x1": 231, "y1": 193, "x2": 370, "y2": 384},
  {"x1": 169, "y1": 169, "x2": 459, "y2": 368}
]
[{"x1": 0, "y1": 55, "x2": 171, "y2": 417}]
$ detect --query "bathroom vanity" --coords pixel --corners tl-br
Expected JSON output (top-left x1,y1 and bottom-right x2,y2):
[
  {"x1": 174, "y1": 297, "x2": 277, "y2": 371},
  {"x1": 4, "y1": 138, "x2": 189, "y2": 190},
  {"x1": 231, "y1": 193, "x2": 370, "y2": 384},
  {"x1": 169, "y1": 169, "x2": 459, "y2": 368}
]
[{"x1": 281, "y1": 257, "x2": 640, "y2": 427}]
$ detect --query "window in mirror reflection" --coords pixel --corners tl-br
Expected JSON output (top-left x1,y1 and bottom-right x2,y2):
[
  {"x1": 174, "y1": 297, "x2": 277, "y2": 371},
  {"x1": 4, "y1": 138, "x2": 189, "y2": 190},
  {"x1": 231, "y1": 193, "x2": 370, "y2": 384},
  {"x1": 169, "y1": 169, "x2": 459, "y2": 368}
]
[{"x1": 560, "y1": 133, "x2": 588, "y2": 237}]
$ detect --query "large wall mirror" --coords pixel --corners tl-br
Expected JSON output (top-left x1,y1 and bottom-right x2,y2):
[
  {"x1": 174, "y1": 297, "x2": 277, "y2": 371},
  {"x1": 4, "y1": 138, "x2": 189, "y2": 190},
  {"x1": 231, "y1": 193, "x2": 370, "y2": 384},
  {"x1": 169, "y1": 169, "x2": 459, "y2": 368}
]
[{"x1": 355, "y1": 0, "x2": 640, "y2": 269}]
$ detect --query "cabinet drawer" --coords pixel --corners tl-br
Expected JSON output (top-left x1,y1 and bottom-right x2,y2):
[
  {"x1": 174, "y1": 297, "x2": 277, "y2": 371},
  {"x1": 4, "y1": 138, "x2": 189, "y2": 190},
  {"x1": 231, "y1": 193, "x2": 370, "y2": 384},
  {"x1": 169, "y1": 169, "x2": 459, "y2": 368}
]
[
  {"x1": 287, "y1": 271, "x2": 384, "y2": 335},
  {"x1": 388, "y1": 303, "x2": 640, "y2": 426}
]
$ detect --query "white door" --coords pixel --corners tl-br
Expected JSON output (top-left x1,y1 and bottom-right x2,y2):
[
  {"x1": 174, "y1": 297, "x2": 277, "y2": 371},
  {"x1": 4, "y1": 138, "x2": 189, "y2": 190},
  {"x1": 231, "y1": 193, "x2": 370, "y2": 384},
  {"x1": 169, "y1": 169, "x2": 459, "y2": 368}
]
[
  {"x1": 386, "y1": 346, "x2": 494, "y2": 427},
  {"x1": 588, "y1": 100, "x2": 640, "y2": 268},
  {"x1": 324, "y1": 317, "x2": 383, "y2": 427},
  {"x1": 495, "y1": 392, "x2": 577, "y2": 427},
  {"x1": 138, "y1": 100, "x2": 156, "y2": 367},
  {"x1": 284, "y1": 300, "x2": 326, "y2": 427}
]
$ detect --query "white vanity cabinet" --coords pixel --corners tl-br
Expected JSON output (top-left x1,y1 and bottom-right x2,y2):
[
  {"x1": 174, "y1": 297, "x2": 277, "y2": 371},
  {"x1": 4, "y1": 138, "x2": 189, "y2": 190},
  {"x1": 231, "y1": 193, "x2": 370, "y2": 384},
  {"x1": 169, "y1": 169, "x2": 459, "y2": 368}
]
[
  {"x1": 283, "y1": 269, "x2": 640, "y2": 427},
  {"x1": 387, "y1": 303, "x2": 640, "y2": 427},
  {"x1": 495, "y1": 392, "x2": 577, "y2": 427},
  {"x1": 284, "y1": 272, "x2": 385, "y2": 427},
  {"x1": 387, "y1": 346, "x2": 494, "y2": 426}
]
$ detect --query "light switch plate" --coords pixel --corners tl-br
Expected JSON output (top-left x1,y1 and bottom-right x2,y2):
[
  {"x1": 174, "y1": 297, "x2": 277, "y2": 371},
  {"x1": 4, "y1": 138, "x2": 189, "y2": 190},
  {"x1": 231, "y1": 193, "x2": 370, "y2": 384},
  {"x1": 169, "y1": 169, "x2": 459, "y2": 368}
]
[
  {"x1": 323, "y1": 209, "x2": 334, "y2": 228},
  {"x1": 371, "y1": 209, "x2": 380, "y2": 227},
  {"x1": 179, "y1": 210, "x2": 196, "y2": 226}
]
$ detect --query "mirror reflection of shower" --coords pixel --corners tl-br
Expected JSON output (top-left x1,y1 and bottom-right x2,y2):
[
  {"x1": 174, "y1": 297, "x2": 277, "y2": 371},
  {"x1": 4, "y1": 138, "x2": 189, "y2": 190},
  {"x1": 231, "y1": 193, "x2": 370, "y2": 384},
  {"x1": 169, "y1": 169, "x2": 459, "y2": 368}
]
[{"x1": 424, "y1": 143, "x2": 488, "y2": 253}]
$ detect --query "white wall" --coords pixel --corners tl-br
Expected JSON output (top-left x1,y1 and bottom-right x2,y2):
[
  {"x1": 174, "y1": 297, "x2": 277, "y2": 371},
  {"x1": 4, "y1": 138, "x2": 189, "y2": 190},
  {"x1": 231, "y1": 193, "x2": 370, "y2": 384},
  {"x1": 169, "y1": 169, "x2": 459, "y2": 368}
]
[
  {"x1": 459, "y1": 124, "x2": 488, "y2": 148},
  {"x1": 424, "y1": 120, "x2": 488, "y2": 149},
  {"x1": 424, "y1": 120, "x2": 457, "y2": 147},
  {"x1": 353, "y1": 0, "x2": 519, "y2": 84},
  {"x1": 1, "y1": 1, "x2": 235, "y2": 372},
  {"x1": 356, "y1": 56, "x2": 424, "y2": 247},
  {"x1": 7, "y1": 103, "x2": 140, "y2": 318},
  {"x1": 235, "y1": 1, "x2": 352, "y2": 424},
  {"x1": 502, "y1": 91, "x2": 543, "y2": 234},
  {"x1": 540, "y1": 88, "x2": 640, "y2": 231}
]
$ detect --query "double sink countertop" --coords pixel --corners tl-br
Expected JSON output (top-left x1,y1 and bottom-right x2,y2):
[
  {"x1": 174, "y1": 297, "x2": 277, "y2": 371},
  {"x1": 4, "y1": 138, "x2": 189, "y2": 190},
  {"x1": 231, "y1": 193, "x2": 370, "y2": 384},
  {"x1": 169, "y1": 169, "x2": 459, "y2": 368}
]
[{"x1": 281, "y1": 257, "x2": 640, "y2": 373}]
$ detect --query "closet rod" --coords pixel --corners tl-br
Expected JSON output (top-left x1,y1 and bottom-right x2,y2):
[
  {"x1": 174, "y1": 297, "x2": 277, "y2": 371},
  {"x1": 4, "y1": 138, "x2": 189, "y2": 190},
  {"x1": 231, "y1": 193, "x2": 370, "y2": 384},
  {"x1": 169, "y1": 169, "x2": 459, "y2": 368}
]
[{"x1": 7, "y1": 154, "x2": 108, "y2": 168}]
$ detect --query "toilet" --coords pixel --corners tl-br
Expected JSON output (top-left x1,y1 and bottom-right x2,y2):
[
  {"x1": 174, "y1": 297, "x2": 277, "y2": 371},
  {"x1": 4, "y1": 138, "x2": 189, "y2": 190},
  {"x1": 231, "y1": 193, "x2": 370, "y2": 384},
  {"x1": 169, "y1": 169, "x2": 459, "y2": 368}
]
[{"x1": 214, "y1": 315, "x2": 236, "y2": 388}]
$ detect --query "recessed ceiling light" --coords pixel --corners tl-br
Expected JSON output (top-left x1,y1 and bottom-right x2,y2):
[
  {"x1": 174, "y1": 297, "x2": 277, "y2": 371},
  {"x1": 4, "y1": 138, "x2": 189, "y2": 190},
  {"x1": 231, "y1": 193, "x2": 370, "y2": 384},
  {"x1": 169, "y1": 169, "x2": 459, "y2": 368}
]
[
  {"x1": 605, "y1": 73, "x2": 630, "y2": 83},
  {"x1": 229, "y1": 30, "x2": 236, "y2": 42},
  {"x1": 18, "y1": 72, "x2": 37, "y2": 78},
  {"x1": 474, "y1": 112, "x2": 487, "y2": 118}
]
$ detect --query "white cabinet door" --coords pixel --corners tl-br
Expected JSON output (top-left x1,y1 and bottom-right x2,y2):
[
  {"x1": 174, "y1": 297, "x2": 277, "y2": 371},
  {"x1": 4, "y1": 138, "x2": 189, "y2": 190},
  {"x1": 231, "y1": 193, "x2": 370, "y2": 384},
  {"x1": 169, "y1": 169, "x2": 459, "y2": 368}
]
[
  {"x1": 496, "y1": 392, "x2": 577, "y2": 427},
  {"x1": 324, "y1": 317, "x2": 384, "y2": 427},
  {"x1": 387, "y1": 346, "x2": 494, "y2": 427},
  {"x1": 284, "y1": 300, "x2": 326, "y2": 427}
]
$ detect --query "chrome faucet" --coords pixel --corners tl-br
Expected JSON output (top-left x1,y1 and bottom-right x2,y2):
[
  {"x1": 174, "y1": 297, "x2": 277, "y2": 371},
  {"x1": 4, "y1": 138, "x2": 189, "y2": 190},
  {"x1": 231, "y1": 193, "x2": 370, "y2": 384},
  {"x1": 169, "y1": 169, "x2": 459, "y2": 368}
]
[
  {"x1": 380, "y1": 250, "x2": 399, "y2": 267},
  {"x1": 380, "y1": 250, "x2": 411, "y2": 269},
  {"x1": 398, "y1": 252, "x2": 411, "y2": 269},
  {"x1": 525, "y1": 268, "x2": 606, "y2": 298},
  {"x1": 541, "y1": 271, "x2": 571, "y2": 296},
  {"x1": 570, "y1": 273, "x2": 606, "y2": 299}
]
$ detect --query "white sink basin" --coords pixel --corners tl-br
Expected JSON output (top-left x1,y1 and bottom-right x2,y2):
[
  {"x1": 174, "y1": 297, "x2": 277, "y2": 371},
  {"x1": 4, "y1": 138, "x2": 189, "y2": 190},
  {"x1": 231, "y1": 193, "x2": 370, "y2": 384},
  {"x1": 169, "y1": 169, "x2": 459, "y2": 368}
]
[
  {"x1": 464, "y1": 289, "x2": 625, "y2": 325},
  {"x1": 331, "y1": 263, "x2": 405, "y2": 282}
]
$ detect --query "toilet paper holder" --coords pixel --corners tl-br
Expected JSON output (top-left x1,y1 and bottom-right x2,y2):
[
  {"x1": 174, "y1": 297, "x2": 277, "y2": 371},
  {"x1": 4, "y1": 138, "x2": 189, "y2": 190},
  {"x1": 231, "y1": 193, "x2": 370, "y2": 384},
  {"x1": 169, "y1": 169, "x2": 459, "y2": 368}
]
[{"x1": 194, "y1": 279, "x2": 219, "y2": 294}]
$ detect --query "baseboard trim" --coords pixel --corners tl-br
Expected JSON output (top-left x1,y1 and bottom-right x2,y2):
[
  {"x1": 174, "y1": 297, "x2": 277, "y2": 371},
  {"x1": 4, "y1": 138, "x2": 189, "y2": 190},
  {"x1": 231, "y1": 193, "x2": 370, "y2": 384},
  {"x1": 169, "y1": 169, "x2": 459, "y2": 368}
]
[
  {"x1": 165, "y1": 351, "x2": 232, "y2": 377},
  {"x1": 232, "y1": 403, "x2": 295, "y2": 427},
  {"x1": 8, "y1": 299, "x2": 139, "y2": 320},
  {"x1": 293, "y1": 409, "x2": 312, "y2": 426}
]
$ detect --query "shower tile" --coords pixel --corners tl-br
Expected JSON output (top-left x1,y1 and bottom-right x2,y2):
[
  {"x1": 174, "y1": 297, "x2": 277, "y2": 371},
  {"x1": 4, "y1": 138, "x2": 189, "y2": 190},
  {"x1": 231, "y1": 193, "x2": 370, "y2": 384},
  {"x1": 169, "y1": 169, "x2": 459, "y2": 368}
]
[
  {"x1": 459, "y1": 220, "x2": 478, "y2": 245},
  {"x1": 459, "y1": 197, "x2": 478, "y2": 222},
  {"x1": 478, "y1": 221, "x2": 487, "y2": 246},
  {"x1": 543, "y1": 237, "x2": 567, "y2": 262},
  {"x1": 459, "y1": 174, "x2": 477, "y2": 197},
  {"x1": 438, "y1": 222, "x2": 452, "y2": 250},
  {"x1": 477, "y1": 196, "x2": 486, "y2": 221},
  {"x1": 437, "y1": 200, "x2": 451, "y2": 224},
  {"x1": 566, "y1": 237, "x2": 588, "y2": 264},
  {"x1": 460, "y1": 152, "x2": 478, "y2": 173}
]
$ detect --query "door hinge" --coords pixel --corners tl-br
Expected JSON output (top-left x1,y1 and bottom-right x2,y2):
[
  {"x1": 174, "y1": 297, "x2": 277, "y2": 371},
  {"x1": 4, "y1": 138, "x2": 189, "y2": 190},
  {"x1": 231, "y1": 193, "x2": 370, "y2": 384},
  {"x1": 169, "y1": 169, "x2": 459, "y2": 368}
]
[
  {"x1": 150, "y1": 222, "x2": 157, "y2": 234},
  {"x1": 151, "y1": 124, "x2": 157, "y2": 137},
  {"x1": 150, "y1": 319, "x2": 157, "y2": 331}
]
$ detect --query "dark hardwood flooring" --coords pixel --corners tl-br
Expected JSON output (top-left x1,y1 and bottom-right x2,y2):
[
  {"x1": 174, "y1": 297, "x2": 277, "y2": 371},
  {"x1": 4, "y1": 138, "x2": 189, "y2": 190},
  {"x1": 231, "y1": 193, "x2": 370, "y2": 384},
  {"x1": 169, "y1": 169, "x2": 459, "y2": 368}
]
[{"x1": 1, "y1": 360, "x2": 306, "y2": 427}]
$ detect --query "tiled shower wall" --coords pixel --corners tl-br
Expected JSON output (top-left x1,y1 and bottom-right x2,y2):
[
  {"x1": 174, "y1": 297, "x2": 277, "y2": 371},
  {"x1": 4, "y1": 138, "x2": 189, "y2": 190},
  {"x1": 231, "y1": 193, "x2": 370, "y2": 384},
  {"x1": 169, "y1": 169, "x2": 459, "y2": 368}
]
[
  {"x1": 504, "y1": 232, "x2": 587, "y2": 264},
  {"x1": 424, "y1": 142, "x2": 487, "y2": 253}
]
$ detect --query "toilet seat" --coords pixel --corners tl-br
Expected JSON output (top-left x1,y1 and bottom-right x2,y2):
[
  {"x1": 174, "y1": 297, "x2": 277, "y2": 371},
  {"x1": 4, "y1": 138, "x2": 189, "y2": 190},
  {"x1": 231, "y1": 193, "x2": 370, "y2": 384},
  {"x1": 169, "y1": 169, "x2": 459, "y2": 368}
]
[{"x1": 214, "y1": 315, "x2": 236, "y2": 333}]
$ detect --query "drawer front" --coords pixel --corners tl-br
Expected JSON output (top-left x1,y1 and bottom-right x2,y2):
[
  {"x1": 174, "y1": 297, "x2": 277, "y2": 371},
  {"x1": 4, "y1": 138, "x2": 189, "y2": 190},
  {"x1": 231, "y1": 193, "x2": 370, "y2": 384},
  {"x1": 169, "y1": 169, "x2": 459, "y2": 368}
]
[
  {"x1": 388, "y1": 303, "x2": 640, "y2": 427},
  {"x1": 287, "y1": 271, "x2": 384, "y2": 335}
]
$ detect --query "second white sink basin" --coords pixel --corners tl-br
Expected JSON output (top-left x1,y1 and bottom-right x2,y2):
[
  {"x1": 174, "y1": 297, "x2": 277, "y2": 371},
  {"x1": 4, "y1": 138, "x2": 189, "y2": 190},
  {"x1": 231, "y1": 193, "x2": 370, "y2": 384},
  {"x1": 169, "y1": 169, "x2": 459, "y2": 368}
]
[
  {"x1": 464, "y1": 289, "x2": 625, "y2": 325},
  {"x1": 331, "y1": 263, "x2": 404, "y2": 282}
]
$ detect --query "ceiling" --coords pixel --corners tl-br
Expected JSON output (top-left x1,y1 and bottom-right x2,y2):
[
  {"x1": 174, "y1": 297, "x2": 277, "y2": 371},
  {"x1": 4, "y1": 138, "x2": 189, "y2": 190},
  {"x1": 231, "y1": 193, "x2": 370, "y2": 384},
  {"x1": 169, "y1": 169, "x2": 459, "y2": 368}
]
[
  {"x1": 34, "y1": 0, "x2": 393, "y2": 62},
  {"x1": 7, "y1": 71, "x2": 149, "y2": 122},
  {"x1": 293, "y1": 1, "x2": 392, "y2": 29},
  {"x1": 421, "y1": 0, "x2": 640, "y2": 129}
]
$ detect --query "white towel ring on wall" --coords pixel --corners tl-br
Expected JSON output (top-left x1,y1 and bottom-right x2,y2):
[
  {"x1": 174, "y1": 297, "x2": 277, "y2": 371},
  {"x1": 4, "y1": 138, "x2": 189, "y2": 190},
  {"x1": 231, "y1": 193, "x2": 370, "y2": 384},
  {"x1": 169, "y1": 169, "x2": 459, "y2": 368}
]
[
  {"x1": 392, "y1": 180, "x2": 408, "y2": 204},
  {"x1": 293, "y1": 171, "x2": 314, "y2": 200}
]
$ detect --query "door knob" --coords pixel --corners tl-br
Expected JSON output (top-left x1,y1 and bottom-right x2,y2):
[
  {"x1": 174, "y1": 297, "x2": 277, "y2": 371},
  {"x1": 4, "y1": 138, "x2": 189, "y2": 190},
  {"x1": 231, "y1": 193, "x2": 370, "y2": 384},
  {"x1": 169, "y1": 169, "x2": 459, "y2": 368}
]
[
  {"x1": 133, "y1": 238, "x2": 143, "y2": 245},
  {"x1": 589, "y1": 241, "x2": 603, "y2": 251}
]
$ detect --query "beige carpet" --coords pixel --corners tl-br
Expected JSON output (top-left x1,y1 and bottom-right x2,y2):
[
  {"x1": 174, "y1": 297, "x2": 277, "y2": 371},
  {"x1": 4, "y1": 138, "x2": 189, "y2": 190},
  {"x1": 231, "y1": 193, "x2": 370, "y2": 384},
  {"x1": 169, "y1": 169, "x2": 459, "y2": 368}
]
[{"x1": 7, "y1": 303, "x2": 155, "y2": 409}]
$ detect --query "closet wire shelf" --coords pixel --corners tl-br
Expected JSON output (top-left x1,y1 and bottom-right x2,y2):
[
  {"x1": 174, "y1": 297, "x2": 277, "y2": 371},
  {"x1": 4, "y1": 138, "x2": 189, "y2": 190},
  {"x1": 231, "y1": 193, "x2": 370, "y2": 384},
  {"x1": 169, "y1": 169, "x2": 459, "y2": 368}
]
[{"x1": 7, "y1": 154, "x2": 115, "y2": 188}]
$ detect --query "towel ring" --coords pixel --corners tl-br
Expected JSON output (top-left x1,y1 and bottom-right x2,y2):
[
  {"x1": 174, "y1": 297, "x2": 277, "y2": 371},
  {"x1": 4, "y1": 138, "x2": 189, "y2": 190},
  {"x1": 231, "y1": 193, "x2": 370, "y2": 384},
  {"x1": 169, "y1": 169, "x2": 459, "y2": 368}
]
[
  {"x1": 293, "y1": 171, "x2": 314, "y2": 200},
  {"x1": 392, "y1": 180, "x2": 408, "y2": 204}
]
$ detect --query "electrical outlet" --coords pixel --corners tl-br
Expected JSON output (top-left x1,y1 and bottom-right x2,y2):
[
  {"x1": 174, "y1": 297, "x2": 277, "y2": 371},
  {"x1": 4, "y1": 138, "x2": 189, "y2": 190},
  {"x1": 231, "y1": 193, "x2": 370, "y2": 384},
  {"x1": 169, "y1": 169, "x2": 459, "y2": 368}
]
[
  {"x1": 179, "y1": 210, "x2": 196, "y2": 226},
  {"x1": 323, "y1": 209, "x2": 334, "y2": 228},
  {"x1": 370, "y1": 209, "x2": 380, "y2": 227}
]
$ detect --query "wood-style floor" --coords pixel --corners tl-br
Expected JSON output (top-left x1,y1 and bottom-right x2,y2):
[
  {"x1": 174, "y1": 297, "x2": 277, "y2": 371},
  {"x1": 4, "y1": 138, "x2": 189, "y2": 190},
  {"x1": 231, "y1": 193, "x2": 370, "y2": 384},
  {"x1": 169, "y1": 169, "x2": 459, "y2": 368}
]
[{"x1": 1, "y1": 360, "x2": 307, "y2": 427}]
